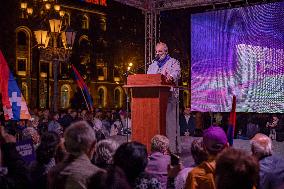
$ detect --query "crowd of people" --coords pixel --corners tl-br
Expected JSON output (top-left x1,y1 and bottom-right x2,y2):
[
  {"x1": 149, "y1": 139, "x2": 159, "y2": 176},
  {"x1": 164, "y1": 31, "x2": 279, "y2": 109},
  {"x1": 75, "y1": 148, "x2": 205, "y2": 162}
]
[
  {"x1": 0, "y1": 106, "x2": 284, "y2": 189},
  {"x1": 0, "y1": 108, "x2": 132, "y2": 148},
  {"x1": 179, "y1": 108, "x2": 284, "y2": 141}
]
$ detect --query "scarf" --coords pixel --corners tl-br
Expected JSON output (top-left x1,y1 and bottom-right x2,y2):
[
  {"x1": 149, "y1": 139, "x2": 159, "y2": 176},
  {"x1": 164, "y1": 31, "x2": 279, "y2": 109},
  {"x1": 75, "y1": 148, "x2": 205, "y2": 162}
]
[{"x1": 157, "y1": 54, "x2": 170, "y2": 68}]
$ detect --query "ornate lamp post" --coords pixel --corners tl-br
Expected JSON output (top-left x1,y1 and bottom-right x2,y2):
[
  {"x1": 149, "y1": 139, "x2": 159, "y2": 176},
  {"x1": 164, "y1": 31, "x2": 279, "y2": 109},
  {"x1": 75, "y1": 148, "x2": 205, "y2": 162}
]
[
  {"x1": 19, "y1": 1, "x2": 76, "y2": 111},
  {"x1": 34, "y1": 19, "x2": 76, "y2": 112}
]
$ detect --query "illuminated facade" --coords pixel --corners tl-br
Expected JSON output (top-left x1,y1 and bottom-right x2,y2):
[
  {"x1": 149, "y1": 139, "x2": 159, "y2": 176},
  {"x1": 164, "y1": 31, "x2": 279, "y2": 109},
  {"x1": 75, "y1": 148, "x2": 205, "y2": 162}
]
[{"x1": 0, "y1": 0, "x2": 144, "y2": 110}]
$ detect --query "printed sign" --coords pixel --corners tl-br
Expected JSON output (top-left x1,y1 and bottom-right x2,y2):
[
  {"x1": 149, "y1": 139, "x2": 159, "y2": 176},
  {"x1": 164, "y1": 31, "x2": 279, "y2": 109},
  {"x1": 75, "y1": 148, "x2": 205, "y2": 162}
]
[{"x1": 16, "y1": 139, "x2": 36, "y2": 163}]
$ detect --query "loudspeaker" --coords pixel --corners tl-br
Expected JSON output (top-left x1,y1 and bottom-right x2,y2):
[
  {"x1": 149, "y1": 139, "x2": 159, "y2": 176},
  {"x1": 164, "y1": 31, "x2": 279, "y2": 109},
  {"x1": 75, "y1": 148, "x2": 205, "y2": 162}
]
[{"x1": 276, "y1": 132, "x2": 284, "y2": 142}]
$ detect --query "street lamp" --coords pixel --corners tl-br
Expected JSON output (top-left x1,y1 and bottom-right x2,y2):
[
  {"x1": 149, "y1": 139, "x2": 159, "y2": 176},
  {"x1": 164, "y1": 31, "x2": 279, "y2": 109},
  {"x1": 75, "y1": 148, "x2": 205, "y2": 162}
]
[
  {"x1": 20, "y1": 1, "x2": 76, "y2": 111},
  {"x1": 34, "y1": 19, "x2": 76, "y2": 112}
]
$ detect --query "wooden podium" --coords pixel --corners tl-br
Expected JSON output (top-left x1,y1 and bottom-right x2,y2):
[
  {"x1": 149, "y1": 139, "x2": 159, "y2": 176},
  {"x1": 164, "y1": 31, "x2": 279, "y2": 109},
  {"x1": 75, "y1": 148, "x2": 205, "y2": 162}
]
[{"x1": 124, "y1": 74, "x2": 171, "y2": 151}]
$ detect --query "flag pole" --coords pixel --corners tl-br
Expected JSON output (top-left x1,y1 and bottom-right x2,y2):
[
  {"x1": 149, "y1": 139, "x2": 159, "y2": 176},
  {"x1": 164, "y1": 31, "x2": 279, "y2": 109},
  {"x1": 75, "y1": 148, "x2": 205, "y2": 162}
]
[{"x1": 79, "y1": 87, "x2": 90, "y2": 111}]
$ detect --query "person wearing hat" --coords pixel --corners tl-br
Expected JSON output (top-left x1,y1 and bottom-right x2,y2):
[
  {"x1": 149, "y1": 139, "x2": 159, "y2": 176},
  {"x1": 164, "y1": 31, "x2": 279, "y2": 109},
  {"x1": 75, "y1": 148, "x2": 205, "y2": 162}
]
[{"x1": 185, "y1": 126, "x2": 229, "y2": 189}]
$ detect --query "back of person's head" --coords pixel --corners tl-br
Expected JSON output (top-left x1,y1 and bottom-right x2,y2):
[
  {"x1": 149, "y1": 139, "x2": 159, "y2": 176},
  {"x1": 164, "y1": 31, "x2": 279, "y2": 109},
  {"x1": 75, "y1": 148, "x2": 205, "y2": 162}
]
[
  {"x1": 191, "y1": 138, "x2": 209, "y2": 165},
  {"x1": 87, "y1": 166, "x2": 131, "y2": 189},
  {"x1": 203, "y1": 126, "x2": 228, "y2": 155},
  {"x1": 250, "y1": 133, "x2": 272, "y2": 159},
  {"x1": 113, "y1": 141, "x2": 148, "y2": 184},
  {"x1": 94, "y1": 139, "x2": 119, "y2": 168},
  {"x1": 216, "y1": 148, "x2": 259, "y2": 189},
  {"x1": 95, "y1": 130, "x2": 106, "y2": 142},
  {"x1": 119, "y1": 110, "x2": 126, "y2": 118},
  {"x1": 113, "y1": 113, "x2": 120, "y2": 121},
  {"x1": 85, "y1": 111, "x2": 94, "y2": 122},
  {"x1": 64, "y1": 121, "x2": 96, "y2": 156},
  {"x1": 37, "y1": 131, "x2": 60, "y2": 164},
  {"x1": 50, "y1": 112, "x2": 59, "y2": 120},
  {"x1": 70, "y1": 110, "x2": 77, "y2": 118},
  {"x1": 150, "y1": 134, "x2": 169, "y2": 154}
]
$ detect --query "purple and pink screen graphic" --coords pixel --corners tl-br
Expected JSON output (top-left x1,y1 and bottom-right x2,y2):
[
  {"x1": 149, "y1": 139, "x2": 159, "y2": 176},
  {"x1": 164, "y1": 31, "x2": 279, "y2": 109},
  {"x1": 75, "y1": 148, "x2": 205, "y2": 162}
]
[{"x1": 191, "y1": 2, "x2": 284, "y2": 113}]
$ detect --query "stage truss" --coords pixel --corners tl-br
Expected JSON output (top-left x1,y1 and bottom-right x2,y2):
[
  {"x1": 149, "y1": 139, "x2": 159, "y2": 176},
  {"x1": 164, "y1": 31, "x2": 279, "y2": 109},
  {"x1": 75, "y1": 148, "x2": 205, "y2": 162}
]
[{"x1": 114, "y1": 0, "x2": 233, "y2": 67}]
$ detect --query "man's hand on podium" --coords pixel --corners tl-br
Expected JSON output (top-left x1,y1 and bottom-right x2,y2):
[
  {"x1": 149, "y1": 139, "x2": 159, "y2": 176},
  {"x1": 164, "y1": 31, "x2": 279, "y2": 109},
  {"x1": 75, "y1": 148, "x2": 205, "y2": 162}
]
[
  {"x1": 166, "y1": 75, "x2": 174, "y2": 83},
  {"x1": 161, "y1": 73, "x2": 175, "y2": 85}
]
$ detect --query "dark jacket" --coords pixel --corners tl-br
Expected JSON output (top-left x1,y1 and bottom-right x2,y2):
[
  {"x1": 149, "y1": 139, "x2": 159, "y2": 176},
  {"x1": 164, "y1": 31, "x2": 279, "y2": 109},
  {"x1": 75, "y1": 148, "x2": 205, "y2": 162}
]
[
  {"x1": 259, "y1": 155, "x2": 284, "y2": 189},
  {"x1": 58, "y1": 114, "x2": 74, "y2": 130},
  {"x1": 29, "y1": 159, "x2": 55, "y2": 189},
  {"x1": 48, "y1": 154, "x2": 103, "y2": 189},
  {"x1": 179, "y1": 114, "x2": 196, "y2": 136},
  {"x1": 1, "y1": 143, "x2": 31, "y2": 189}
]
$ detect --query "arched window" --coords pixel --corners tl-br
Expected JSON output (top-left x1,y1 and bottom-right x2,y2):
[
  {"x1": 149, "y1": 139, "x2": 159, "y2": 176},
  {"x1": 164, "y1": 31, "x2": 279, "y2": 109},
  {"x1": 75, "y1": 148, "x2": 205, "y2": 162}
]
[
  {"x1": 100, "y1": 18, "x2": 106, "y2": 31},
  {"x1": 16, "y1": 27, "x2": 31, "y2": 76},
  {"x1": 60, "y1": 84, "x2": 71, "y2": 108},
  {"x1": 82, "y1": 15, "x2": 89, "y2": 29},
  {"x1": 114, "y1": 87, "x2": 122, "y2": 108},
  {"x1": 78, "y1": 36, "x2": 91, "y2": 61},
  {"x1": 97, "y1": 86, "x2": 107, "y2": 108},
  {"x1": 21, "y1": 82, "x2": 28, "y2": 104},
  {"x1": 17, "y1": 31, "x2": 27, "y2": 46},
  {"x1": 79, "y1": 36, "x2": 90, "y2": 50},
  {"x1": 183, "y1": 90, "x2": 189, "y2": 108}
]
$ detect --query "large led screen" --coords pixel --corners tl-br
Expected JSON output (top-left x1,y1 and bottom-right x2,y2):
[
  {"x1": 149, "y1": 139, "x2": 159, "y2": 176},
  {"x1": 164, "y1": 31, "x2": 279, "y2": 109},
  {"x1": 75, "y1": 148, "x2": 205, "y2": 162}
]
[{"x1": 191, "y1": 2, "x2": 284, "y2": 112}]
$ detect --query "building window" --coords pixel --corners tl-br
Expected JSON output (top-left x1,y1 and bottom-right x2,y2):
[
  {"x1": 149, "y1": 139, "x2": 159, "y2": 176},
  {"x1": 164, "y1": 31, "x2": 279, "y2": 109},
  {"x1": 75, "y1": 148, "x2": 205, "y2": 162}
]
[
  {"x1": 40, "y1": 82, "x2": 50, "y2": 108},
  {"x1": 79, "y1": 37, "x2": 90, "y2": 50},
  {"x1": 113, "y1": 69, "x2": 120, "y2": 82},
  {"x1": 114, "y1": 87, "x2": 122, "y2": 108},
  {"x1": 97, "y1": 67, "x2": 105, "y2": 81},
  {"x1": 60, "y1": 62, "x2": 69, "y2": 79},
  {"x1": 64, "y1": 12, "x2": 71, "y2": 26},
  {"x1": 17, "y1": 31, "x2": 27, "y2": 46},
  {"x1": 40, "y1": 61, "x2": 51, "y2": 77},
  {"x1": 21, "y1": 82, "x2": 28, "y2": 104},
  {"x1": 16, "y1": 27, "x2": 31, "y2": 74},
  {"x1": 17, "y1": 58, "x2": 27, "y2": 76},
  {"x1": 61, "y1": 84, "x2": 70, "y2": 108},
  {"x1": 97, "y1": 86, "x2": 107, "y2": 108},
  {"x1": 82, "y1": 15, "x2": 89, "y2": 29},
  {"x1": 100, "y1": 18, "x2": 106, "y2": 31}
]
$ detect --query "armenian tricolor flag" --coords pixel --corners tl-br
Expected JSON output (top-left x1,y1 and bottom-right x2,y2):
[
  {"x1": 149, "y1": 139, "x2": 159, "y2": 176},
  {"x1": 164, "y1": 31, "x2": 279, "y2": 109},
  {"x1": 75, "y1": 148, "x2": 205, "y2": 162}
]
[
  {"x1": 227, "y1": 95, "x2": 236, "y2": 146},
  {"x1": 71, "y1": 64, "x2": 93, "y2": 111}
]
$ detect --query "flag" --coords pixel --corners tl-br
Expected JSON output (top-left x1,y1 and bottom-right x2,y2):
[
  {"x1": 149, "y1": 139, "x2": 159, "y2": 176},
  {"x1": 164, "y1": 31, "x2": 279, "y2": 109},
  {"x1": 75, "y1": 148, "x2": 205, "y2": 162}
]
[
  {"x1": 71, "y1": 64, "x2": 93, "y2": 111},
  {"x1": 0, "y1": 50, "x2": 31, "y2": 121},
  {"x1": 227, "y1": 95, "x2": 236, "y2": 146}
]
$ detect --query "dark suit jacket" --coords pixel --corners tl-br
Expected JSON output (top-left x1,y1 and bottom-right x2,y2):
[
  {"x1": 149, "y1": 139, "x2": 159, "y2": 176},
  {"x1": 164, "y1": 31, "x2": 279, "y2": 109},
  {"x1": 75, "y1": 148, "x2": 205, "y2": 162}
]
[{"x1": 179, "y1": 114, "x2": 196, "y2": 136}]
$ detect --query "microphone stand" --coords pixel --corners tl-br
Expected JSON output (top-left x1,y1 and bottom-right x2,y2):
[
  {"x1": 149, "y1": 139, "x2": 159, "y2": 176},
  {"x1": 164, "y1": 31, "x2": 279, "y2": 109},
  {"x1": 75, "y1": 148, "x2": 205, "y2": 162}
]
[
  {"x1": 125, "y1": 61, "x2": 153, "y2": 75},
  {"x1": 122, "y1": 70, "x2": 130, "y2": 142},
  {"x1": 175, "y1": 88, "x2": 180, "y2": 154},
  {"x1": 126, "y1": 90, "x2": 130, "y2": 142}
]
